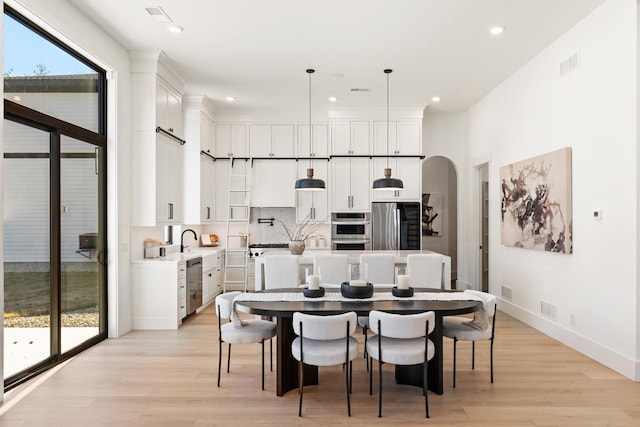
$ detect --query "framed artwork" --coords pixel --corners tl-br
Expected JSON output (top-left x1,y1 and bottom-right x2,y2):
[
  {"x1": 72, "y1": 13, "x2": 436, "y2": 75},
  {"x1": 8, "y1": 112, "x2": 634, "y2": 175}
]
[
  {"x1": 500, "y1": 147, "x2": 573, "y2": 254},
  {"x1": 422, "y1": 192, "x2": 443, "y2": 237}
]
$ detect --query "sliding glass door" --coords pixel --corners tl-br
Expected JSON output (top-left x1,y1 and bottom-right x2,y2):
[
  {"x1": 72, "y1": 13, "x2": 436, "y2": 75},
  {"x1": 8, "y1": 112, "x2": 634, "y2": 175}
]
[{"x1": 3, "y1": 6, "x2": 107, "y2": 389}]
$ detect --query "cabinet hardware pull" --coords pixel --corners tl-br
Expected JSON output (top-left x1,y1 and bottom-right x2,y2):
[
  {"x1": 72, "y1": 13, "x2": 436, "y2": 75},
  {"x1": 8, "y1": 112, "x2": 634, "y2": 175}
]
[
  {"x1": 169, "y1": 203, "x2": 173, "y2": 219},
  {"x1": 206, "y1": 207, "x2": 211, "y2": 220}
]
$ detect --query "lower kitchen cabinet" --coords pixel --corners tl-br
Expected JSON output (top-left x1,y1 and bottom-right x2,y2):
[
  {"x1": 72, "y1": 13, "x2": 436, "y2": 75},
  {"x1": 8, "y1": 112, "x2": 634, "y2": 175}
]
[
  {"x1": 132, "y1": 260, "x2": 186, "y2": 330},
  {"x1": 201, "y1": 251, "x2": 223, "y2": 308}
]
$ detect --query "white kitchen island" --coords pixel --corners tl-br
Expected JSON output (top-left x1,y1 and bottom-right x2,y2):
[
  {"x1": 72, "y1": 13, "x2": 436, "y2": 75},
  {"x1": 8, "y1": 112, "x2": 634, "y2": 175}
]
[{"x1": 253, "y1": 249, "x2": 451, "y2": 291}]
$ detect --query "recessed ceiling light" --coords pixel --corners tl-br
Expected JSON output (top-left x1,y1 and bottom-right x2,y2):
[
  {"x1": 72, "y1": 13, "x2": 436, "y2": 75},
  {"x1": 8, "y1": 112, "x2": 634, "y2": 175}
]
[
  {"x1": 328, "y1": 96, "x2": 337, "y2": 102},
  {"x1": 489, "y1": 25, "x2": 505, "y2": 36},
  {"x1": 225, "y1": 96, "x2": 235, "y2": 102},
  {"x1": 167, "y1": 24, "x2": 184, "y2": 33},
  {"x1": 431, "y1": 96, "x2": 441, "y2": 102}
]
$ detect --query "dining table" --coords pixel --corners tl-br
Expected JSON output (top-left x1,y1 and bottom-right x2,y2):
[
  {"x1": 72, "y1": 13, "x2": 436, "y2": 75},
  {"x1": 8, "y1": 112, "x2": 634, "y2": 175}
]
[{"x1": 233, "y1": 288, "x2": 482, "y2": 397}]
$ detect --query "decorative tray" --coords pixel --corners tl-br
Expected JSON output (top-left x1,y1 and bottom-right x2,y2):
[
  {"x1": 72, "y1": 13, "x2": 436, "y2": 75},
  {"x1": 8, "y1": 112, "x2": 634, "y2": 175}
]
[
  {"x1": 391, "y1": 286, "x2": 414, "y2": 298},
  {"x1": 340, "y1": 282, "x2": 374, "y2": 299},
  {"x1": 303, "y1": 287, "x2": 325, "y2": 298}
]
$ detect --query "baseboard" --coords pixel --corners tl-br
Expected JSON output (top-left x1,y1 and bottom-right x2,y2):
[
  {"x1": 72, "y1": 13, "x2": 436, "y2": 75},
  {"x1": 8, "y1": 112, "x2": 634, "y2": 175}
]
[{"x1": 499, "y1": 299, "x2": 639, "y2": 381}]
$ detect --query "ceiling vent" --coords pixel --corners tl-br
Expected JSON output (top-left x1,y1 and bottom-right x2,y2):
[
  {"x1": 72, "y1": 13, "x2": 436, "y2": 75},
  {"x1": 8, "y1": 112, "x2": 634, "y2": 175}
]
[
  {"x1": 560, "y1": 52, "x2": 579, "y2": 77},
  {"x1": 350, "y1": 88, "x2": 371, "y2": 92},
  {"x1": 145, "y1": 6, "x2": 172, "y2": 23}
]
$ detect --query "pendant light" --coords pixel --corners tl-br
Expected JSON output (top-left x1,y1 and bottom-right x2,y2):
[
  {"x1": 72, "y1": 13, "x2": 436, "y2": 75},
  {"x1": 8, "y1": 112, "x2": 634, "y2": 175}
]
[
  {"x1": 295, "y1": 69, "x2": 326, "y2": 191},
  {"x1": 372, "y1": 69, "x2": 404, "y2": 190}
]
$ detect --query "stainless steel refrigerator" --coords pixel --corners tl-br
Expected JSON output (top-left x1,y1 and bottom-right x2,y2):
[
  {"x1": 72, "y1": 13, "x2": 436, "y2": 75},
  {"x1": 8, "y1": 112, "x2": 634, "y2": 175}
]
[{"x1": 371, "y1": 202, "x2": 421, "y2": 250}]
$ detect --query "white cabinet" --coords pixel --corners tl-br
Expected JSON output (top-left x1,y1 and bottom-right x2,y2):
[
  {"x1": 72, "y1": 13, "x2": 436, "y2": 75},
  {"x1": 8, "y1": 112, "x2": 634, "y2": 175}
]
[
  {"x1": 297, "y1": 125, "x2": 328, "y2": 157},
  {"x1": 215, "y1": 160, "x2": 250, "y2": 222},
  {"x1": 296, "y1": 160, "x2": 328, "y2": 222},
  {"x1": 215, "y1": 124, "x2": 247, "y2": 157},
  {"x1": 331, "y1": 157, "x2": 370, "y2": 211},
  {"x1": 373, "y1": 120, "x2": 421, "y2": 155},
  {"x1": 133, "y1": 260, "x2": 186, "y2": 330},
  {"x1": 252, "y1": 160, "x2": 296, "y2": 207},
  {"x1": 249, "y1": 124, "x2": 295, "y2": 157},
  {"x1": 202, "y1": 251, "x2": 223, "y2": 308},
  {"x1": 156, "y1": 133, "x2": 183, "y2": 224},
  {"x1": 130, "y1": 53, "x2": 186, "y2": 226},
  {"x1": 331, "y1": 120, "x2": 370, "y2": 155},
  {"x1": 200, "y1": 157, "x2": 215, "y2": 223},
  {"x1": 156, "y1": 78, "x2": 183, "y2": 139},
  {"x1": 371, "y1": 158, "x2": 422, "y2": 201}
]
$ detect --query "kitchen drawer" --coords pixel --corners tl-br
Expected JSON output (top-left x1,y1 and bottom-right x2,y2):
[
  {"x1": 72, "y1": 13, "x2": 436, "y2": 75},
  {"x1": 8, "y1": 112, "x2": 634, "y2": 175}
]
[
  {"x1": 178, "y1": 297, "x2": 187, "y2": 320},
  {"x1": 178, "y1": 279, "x2": 187, "y2": 300},
  {"x1": 178, "y1": 261, "x2": 187, "y2": 279}
]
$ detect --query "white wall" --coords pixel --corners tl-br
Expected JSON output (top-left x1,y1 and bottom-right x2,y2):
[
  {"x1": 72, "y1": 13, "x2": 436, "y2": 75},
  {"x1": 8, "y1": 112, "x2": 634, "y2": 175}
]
[
  {"x1": 422, "y1": 113, "x2": 468, "y2": 285},
  {"x1": 6, "y1": 0, "x2": 134, "y2": 340},
  {"x1": 464, "y1": 0, "x2": 638, "y2": 379}
]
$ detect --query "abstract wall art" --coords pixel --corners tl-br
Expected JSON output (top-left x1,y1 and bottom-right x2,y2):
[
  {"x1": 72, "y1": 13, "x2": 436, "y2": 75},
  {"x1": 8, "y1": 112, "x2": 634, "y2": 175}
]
[
  {"x1": 500, "y1": 147, "x2": 573, "y2": 254},
  {"x1": 422, "y1": 192, "x2": 443, "y2": 237}
]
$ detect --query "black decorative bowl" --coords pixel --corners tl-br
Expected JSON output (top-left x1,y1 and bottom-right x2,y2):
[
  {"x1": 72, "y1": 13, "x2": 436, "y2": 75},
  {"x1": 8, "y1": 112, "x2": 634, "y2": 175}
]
[
  {"x1": 392, "y1": 286, "x2": 414, "y2": 298},
  {"x1": 340, "y1": 282, "x2": 374, "y2": 299},
  {"x1": 303, "y1": 287, "x2": 325, "y2": 298}
]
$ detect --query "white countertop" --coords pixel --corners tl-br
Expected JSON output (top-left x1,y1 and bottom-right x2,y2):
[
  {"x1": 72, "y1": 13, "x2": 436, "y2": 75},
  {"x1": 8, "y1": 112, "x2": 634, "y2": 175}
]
[
  {"x1": 131, "y1": 247, "x2": 225, "y2": 264},
  {"x1": 253, "y1": 249, "x2": 445, "y2": 264}
]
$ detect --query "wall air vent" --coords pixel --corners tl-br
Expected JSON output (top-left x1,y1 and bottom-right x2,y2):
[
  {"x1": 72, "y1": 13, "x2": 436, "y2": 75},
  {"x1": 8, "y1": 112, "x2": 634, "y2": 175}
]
[
  {"x1": 145, "y1": 6, "x2": 172, "y2": 23},
  {"x1": 501, "y1": 285, "x2": 512, "y2": 301},
  {"x1": 560, "y1": 52, "x2": 580, "y2": 77},
  {"x1": 350, "y1": 88, "x2": 371, "y2": 92}
]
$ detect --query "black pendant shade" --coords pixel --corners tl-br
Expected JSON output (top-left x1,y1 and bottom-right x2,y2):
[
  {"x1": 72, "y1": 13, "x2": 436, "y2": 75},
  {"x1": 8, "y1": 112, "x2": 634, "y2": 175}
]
[
  {"x1": 295, "y1": 69, "x2": 326, "y2": 191},
  {"x1": 373, "y1": 69, "x2": 403, "y2": 191}
]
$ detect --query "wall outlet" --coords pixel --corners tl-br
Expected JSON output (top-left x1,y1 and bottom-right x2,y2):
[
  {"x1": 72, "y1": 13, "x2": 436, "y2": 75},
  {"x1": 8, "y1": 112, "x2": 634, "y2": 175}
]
[{"x1": 541, "y1": 300, "x2": 557, "y2": 321}]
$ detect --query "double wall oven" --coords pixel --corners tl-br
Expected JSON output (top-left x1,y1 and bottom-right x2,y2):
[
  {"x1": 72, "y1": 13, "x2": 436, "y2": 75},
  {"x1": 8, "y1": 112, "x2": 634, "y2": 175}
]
[{"x1": 331, "y1": 212, "x2": 371, "y2": 250}]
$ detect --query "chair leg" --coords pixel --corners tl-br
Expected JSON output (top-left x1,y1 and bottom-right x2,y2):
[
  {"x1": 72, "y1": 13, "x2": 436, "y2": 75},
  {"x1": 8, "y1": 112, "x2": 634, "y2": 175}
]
[
  {"x1": 472, "y1": 341, "x2": 475, "y2": 370},
  {"x1": 345, "y1": 359, "x2": 351, "y2": 416},
  {"x1": 378, "y1": 359, "x2": 383, "y2": 417},
  {"x1": 261, "y1": 340, "x2": 265, "y2": 390},
  {"x1": 453, "y1": 338, "x2": 457, "y2": 388},
  {"x1": 270, "y1": 338, "x2": 273, "y2": 372},
  {"x1": 363, "y1": 326, "x2": 369, "y2": 371},
  {"x1": 298, "y1": 361, "x2": 304, "y2": 417},
  {"x1": 217, "y1": 340, "x2": 222, "y2": 387},
  {"x1": 424, "y1": 359, "x2": 429, "y2": 418}
]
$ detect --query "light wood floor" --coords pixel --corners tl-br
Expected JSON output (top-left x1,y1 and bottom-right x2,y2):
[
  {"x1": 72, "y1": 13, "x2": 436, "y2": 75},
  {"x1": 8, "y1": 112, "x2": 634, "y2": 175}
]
[{"x1": 1, "y1": 305, "x2": 639, "y2": 426}]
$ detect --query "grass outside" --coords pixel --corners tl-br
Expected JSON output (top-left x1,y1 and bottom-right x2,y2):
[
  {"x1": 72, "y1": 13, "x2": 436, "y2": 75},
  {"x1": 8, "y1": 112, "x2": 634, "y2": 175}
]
[{"x1": 4, "y1": 270, "x2": 99, "y2": 327}]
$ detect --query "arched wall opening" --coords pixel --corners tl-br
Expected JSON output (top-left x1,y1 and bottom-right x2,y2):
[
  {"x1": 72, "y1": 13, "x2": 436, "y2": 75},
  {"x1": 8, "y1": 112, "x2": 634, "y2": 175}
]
[{"x1": 421, "y1": 155, "x2": 458, "y2": 288}]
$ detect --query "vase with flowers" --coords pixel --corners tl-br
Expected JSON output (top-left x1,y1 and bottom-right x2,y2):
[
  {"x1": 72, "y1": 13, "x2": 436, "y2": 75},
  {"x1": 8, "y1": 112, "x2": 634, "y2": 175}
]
[{"x1": 276, "y1": 214, "x2": 326, "y2": 255}]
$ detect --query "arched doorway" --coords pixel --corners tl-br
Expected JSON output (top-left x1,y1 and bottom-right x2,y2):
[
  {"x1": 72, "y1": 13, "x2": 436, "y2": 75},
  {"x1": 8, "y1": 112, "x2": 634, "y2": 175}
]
[{"x1": 421, "y1": 156, "x2": 457, "y2": 289}]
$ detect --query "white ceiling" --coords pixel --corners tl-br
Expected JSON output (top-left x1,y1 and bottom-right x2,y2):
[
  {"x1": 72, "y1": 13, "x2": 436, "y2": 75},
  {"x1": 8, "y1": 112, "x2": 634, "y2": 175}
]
[{"x1": 68, "y1": 0, "x2": 605, "y2": 113}]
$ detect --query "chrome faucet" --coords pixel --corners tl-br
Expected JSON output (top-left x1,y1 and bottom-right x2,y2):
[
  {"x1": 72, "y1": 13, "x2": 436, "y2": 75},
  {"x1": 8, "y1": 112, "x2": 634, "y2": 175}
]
[{"x1": 180, "y1": 228, "x2": 198, "y2": 253}]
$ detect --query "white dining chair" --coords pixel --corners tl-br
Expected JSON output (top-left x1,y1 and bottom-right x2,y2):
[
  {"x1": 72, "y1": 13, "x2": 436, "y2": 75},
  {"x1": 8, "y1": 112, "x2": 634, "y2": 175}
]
[
  {"x1": 366, "y1": 310, "x2": 436, "y2": 418},
  {"x1": 406, "y1": 253, "x2": 444, "y2": 289},
  {"x1": 442, "y1": 289, "x2": 497, "y2": 387},
  {"x1": 215, "y1": 291, "x2": 277, "y2": 390},
  {"x1": 313, "y1": 254, "x2": 349, "y2": 287},
  {"x1": 357, "y1": 253, "x2": 395, "y2": 368},
  {"x1": 291, "y1": 311, "x2": 359, "y2": 417},
  {"x1": 264, "y1": 254, "x2": 300, "y2": 289}
]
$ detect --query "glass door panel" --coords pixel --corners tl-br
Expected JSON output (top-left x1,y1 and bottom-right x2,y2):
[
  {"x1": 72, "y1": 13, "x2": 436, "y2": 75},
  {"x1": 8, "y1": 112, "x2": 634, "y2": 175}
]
[
  {"x1": 60, "y1": 136, "x2": 102, "y2": 353},
  {"x1": 3, "y1": 120, "x2": 52, "y2": 378}
]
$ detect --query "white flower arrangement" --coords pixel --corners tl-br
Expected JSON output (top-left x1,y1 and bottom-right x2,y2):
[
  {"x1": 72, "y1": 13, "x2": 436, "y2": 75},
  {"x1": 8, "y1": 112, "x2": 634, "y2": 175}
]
[{"x1": 276, "y1": 214, "x2": 326, "y2": 242}]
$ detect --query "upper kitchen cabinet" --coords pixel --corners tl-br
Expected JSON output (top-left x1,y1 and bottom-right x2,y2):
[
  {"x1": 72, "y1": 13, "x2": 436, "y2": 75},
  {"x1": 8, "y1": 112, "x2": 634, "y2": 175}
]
[
  {"x1": 297, "y1": 125, "x2": 328, "y2": 158},
  {"x1": 331, "y1": 157, "x2": 370, "y2": 211},
  {"x1": 156, "y1": 78, "x2": 183, "y2": 139},
  {"x1": 182, "y1": 95, "x2": 216, "y2": 225},
  {"x1": 215, "y1": 124, "x2": 247, "y2": 158},
  {"x1": 249, "y1": 124, "x2": 295, "y2": 157},
  {"x1": 373, "y1": 120, "x2": 421, "y2": 155},
  {"x1": 130, "y1": 51, "x2": 188, "y2": 226},
  {"x1": 330, "y1": 120, "x2": 370, "y2": 155},
  {"x1": 370, "y1": 157, "x2": 421, "y2": 201},
  {"x1": 296, "y1": 160, "x2": 328, "y2": 222}
]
